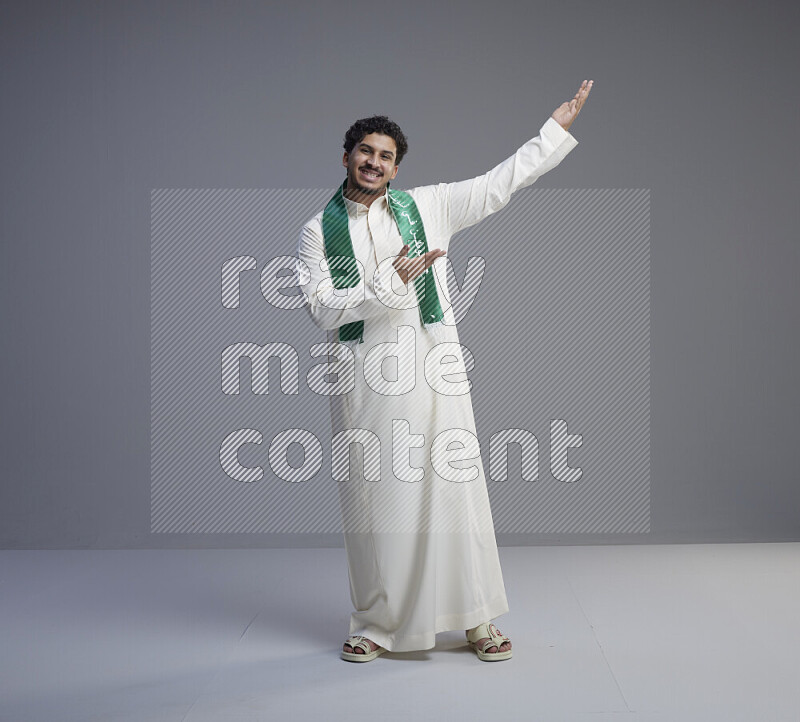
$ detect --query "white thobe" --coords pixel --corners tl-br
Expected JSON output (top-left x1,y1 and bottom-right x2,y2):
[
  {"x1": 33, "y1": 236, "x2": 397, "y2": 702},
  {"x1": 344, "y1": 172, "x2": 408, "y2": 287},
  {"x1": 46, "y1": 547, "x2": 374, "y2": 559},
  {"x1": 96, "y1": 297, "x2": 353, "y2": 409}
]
[{"x1": 296, "y1": 116, "x2": 578, "y2": 652}]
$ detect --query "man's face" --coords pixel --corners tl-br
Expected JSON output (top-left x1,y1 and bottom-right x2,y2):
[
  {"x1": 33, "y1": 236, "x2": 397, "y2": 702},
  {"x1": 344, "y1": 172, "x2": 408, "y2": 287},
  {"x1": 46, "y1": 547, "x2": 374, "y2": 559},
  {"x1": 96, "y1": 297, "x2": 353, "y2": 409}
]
[{"x1": 343, "y1": 133, "x2": 399, "y2": 195}]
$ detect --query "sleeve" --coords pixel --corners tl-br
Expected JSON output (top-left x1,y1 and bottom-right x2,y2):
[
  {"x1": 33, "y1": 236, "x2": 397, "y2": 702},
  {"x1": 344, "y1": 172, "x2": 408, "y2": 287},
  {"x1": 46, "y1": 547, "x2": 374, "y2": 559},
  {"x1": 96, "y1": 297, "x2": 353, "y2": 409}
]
[
  {"x1": 439, "y1": 116, "x2": 579, "y2": 237},
  {"x1": 295, "y1": 219, "x2": 417, "y2": 332}
]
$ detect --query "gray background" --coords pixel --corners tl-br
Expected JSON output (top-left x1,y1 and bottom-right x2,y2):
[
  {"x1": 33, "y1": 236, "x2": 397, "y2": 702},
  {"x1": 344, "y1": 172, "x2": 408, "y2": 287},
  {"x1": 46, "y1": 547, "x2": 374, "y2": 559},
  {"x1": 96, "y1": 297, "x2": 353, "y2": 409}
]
[{"x1": 1, "y1": 0, "x2": 797, "y2": 548}]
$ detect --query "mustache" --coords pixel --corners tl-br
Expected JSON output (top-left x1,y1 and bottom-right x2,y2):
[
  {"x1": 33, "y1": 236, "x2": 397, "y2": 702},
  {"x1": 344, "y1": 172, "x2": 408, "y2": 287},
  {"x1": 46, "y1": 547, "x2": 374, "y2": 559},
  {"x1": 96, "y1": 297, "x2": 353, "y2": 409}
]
[{"x1": 350, "y1": 168, "x2": 384, "y2": 194}]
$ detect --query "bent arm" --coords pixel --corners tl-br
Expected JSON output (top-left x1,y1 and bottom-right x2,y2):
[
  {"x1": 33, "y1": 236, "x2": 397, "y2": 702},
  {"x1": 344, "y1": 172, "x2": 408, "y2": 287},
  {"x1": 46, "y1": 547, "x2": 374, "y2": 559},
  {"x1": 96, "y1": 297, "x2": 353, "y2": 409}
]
[
  {"x1": 441, "y1": 117, "x2": 579, "y2": 237},
  {"x1": 295, "y1": 221, "x2": 416, "y2": 331}
]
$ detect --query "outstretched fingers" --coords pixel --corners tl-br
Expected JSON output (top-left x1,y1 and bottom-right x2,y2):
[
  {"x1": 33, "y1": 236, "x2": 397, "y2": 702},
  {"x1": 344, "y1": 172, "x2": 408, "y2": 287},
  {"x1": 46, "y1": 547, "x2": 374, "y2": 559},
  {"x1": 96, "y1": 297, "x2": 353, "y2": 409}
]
[
  {"x1": 394, "y1": 246, "x2": 445, "y2": 284},
  {"x1": 423, "y1": 248, "x2": 446, "y2": 268},
  {"x1": 576, "y1": 79, "x2": 593, "y2": 112},
  {"x1": 415, "y1": 249, "x2": 446, "y2": 281}
]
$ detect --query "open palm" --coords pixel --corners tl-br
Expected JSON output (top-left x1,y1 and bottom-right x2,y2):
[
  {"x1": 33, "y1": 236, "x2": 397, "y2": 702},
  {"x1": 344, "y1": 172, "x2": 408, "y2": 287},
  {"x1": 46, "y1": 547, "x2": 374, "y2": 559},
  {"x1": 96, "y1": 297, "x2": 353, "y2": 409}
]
[
  {"x1": 551, "y1": 79, "x2": 593, "y2": 132},
  {"x1": 392, "y1": 244, "x2": 446, "y2": 284}
]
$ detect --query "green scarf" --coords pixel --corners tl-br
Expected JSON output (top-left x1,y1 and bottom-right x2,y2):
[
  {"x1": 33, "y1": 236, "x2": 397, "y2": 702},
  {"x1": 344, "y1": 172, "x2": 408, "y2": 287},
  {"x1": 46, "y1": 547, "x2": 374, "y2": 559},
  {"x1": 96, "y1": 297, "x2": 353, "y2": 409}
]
[{"x1": 321, "y1": 179, "x2": 445, "y2": 344}]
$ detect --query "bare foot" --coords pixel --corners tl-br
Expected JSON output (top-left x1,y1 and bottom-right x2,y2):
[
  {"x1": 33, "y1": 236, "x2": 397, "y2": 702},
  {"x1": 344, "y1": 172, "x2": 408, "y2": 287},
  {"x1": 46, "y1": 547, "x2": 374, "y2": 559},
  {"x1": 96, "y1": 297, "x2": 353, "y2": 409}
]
[{"x1": 343, "y1": 636, "x2": 380, "y2": 655}]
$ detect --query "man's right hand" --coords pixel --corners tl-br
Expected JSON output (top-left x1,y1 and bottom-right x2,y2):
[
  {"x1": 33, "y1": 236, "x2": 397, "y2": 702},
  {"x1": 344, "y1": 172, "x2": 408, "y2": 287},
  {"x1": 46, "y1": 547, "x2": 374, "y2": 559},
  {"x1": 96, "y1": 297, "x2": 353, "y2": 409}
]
[{"x1": 392, "y1": 244, "x2": 446, "y2": 284}]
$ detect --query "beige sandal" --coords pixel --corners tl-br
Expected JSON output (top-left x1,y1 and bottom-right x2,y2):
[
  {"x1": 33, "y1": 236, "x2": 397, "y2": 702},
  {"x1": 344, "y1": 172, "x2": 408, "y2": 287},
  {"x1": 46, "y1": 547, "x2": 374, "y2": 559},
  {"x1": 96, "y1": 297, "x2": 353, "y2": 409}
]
[
  {"x1": 341, "y1": 635, "x2": 386, "y2": 662},
  {"x1": 466, "y1": 622, "x2": 513, "y2": 661}
]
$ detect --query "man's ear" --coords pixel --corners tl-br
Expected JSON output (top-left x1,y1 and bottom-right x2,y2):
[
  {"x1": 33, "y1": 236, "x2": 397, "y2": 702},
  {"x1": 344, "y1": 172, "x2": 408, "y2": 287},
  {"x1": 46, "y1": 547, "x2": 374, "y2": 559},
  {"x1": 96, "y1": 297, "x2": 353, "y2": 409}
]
[
  {"x1": 342, "y1": 152, "x2": 349, "y2": 169},
  {"x1": 390, "y1": 165, "x2": 399, "y2": 180}
]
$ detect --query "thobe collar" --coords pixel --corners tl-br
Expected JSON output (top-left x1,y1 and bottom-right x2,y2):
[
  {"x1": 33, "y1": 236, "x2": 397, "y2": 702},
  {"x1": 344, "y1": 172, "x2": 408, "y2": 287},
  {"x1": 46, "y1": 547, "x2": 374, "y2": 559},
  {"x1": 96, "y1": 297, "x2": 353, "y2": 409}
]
[{"x1": 341, "y1": 183, "x2": 391, "y2": 219}]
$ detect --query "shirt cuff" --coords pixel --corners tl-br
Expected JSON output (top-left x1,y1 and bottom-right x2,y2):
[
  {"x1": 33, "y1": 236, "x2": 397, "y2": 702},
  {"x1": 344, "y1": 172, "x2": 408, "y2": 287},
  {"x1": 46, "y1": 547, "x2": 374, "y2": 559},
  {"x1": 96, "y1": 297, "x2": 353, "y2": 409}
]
[{"x1": 540, "y1": 116, "x2": 579, "y2": 151}]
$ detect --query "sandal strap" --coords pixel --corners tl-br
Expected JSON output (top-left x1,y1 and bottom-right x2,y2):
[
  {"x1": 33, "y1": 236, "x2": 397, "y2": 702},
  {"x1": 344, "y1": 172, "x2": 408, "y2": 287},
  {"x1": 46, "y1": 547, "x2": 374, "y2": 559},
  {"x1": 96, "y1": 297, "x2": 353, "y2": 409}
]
[
  {"x1": 467, "y1": 622, "x2": 510, "y2": 651},
  {"x1": 488, "y1": 623, "x2": 510, "y2": 643},
  {"x1": 345, "y1": 635, "x2": 374, "y2": 654},
  {"x1": 466, "y1": 622, "x2": 490, "y2": 644}
]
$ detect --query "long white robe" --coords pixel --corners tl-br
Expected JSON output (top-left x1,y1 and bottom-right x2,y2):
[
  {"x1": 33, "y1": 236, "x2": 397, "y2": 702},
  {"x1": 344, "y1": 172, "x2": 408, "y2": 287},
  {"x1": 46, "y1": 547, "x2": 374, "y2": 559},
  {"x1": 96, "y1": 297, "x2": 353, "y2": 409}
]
[{"x1": 296, "y1": 117, "x2": 578, "y2": 652}]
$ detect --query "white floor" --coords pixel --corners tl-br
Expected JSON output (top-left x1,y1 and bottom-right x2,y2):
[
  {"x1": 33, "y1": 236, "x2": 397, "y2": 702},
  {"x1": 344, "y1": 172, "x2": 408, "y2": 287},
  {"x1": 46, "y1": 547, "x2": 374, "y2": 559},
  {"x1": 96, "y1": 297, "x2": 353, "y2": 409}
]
[{"x1": 1, "y1": 543, "x2": 798, "y2": 721}]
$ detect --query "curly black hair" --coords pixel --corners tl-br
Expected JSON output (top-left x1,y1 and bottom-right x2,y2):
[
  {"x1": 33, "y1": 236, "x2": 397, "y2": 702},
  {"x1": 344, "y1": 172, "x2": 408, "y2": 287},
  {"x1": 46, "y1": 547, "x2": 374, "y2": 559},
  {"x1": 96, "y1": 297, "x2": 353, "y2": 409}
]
[{"x1": 343, "y1": 115, "x2": 408, "y2": 165}]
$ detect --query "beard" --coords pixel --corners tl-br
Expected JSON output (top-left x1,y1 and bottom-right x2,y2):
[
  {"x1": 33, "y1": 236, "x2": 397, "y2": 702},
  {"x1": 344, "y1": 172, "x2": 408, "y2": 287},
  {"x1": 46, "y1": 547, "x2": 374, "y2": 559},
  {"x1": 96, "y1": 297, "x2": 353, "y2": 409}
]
[{"x1": 348, "y1": 166, "x2": 387, "y2": 195}]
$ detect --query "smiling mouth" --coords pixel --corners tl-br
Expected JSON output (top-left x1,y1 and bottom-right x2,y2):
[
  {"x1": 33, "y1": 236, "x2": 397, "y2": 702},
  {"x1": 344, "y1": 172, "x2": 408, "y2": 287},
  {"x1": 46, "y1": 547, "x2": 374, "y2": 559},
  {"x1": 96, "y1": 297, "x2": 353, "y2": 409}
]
[{"x1": 359, "y1": 168, "x2": 381, "y2": 180}]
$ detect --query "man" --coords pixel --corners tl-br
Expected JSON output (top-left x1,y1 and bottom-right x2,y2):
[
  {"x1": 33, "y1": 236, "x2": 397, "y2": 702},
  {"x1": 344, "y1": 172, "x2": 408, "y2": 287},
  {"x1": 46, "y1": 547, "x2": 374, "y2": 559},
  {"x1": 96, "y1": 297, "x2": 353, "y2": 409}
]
[{"x1": 295, "y1": 80, "x2": 593, "y2": 662}]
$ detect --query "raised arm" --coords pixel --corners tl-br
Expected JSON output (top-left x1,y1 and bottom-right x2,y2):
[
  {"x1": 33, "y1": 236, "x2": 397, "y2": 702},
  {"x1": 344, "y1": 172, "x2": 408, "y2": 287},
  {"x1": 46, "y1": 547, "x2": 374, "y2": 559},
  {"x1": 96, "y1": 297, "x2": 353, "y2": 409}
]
[{"x1": 439, "y1": 79, "x2": 593, "y2": 237}]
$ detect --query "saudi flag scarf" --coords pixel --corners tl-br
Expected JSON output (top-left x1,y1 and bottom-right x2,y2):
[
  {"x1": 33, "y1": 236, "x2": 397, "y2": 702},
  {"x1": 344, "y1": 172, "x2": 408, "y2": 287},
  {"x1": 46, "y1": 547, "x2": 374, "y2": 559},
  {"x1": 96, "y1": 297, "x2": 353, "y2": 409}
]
[{"x1": 321, "y1": 179, "x2": 445, "y2": 344}]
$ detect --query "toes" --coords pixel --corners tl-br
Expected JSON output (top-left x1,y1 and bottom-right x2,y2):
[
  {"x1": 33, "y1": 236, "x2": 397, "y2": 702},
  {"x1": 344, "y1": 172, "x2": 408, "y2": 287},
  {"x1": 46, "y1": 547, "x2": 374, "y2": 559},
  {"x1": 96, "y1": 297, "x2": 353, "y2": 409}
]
[
  {"x1": 476, "y1": 636, "x2": 511, "y2": 654},
  {"x1": 471, "y1": 628, "x2": 512, "y2": 656},
  {"x1": 344, "y1": 638, "x2": 375, "y2": 654}
]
